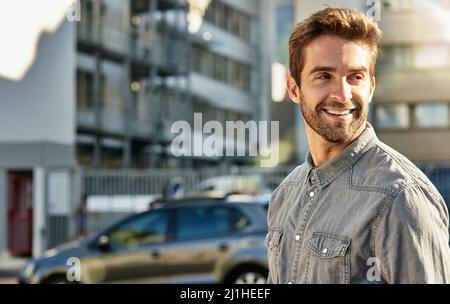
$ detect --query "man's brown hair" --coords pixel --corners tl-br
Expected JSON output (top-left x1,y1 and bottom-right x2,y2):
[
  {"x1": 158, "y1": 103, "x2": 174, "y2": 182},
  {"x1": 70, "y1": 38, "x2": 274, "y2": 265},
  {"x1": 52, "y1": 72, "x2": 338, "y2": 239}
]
[{"x1": 289, "y1": 7, "x2": 382, "y2": 86}]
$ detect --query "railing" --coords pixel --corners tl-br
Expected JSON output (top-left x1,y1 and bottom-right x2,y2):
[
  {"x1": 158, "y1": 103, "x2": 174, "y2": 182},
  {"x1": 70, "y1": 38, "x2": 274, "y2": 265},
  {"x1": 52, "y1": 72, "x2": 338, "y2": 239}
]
[{"x1": 46, "y1": 163, "x2": 450, "y2": 247}]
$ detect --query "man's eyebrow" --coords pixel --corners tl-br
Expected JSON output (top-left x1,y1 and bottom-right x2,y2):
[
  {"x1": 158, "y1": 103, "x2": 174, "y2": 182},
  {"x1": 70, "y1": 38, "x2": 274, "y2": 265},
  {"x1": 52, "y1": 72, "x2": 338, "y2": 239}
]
[
  {"x1": 308, "y1": 66, "x2": 369, "y2": 75},
  {"x1": 348, "y1": 66, "x2": 368, "y2": 73},
  {"x1": 309, "y1": 66, "x2": 336, "y2": 75}
]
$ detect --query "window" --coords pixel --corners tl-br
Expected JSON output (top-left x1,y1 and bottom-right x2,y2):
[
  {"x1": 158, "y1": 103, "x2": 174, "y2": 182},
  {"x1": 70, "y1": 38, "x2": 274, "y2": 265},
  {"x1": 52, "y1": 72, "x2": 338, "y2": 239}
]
[
  {"x1": 379, "y1": 45, "x2": 450, "y2": 69},
  {"x1": 192, "y1": 43, "x2": 251, "y2": 90},
  {"x1": 76, "y1": 135, "x2": 95, "y2": 168},
  {"x1": 375, "y1": 104, "x2": 410, "y2": 129},
  {"x1": 101, "y1": 61, "x2": 123, "y2": 114},
  {"x1": 415, "y1": 103, "x2": 449, "y2": 128},
  {"x1": 215, "y1": 55, "x2": 227, "y2": 82},
  {"x1": 176, "y1": 206, "x2": 232, "y2": 239},
  {"x1": 77, "y1": 70, "x2": 94, "y2": 110},
  {"x1": 201, "y1": 0, "x2": 251, "y2": 41},
  {"x1": 231, "y1": 207, "x2": 250, "y2": 230},
  {"x1": 101, "y1": 138, "x2": 123, "y2": 169},
  {"x1": 414, "y1": 46, "x2": 450, "y2": 69},
  {"x1": 378, "y1": 46, "x2": 413, "y2": 68},
  {"x1": 108, "y1": 210, "x2": 170, "y2": 248},
  {"x1": 198, "y1": 48, "x2": 214, "y2": 78},
  {"x1": 382, "y1": 0, "x2": 413, "y2": 10}
]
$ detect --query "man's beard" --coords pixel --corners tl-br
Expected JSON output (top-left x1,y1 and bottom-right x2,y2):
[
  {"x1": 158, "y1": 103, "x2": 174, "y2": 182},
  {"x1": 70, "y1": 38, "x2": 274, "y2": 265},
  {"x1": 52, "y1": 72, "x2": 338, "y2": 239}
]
[{"x1": 299, "y1": 94, "x2": 367, "y2": 143}]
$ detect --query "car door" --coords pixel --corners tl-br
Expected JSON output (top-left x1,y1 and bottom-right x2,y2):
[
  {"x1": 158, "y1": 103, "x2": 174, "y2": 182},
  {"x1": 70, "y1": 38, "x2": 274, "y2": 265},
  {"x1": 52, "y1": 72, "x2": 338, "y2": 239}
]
[
  {"x1": 164, "y1": 205, "x2": 246, "y2": 283},
  {"x1": 82, "y1": 209, "x2": 174, "y2": 283}
]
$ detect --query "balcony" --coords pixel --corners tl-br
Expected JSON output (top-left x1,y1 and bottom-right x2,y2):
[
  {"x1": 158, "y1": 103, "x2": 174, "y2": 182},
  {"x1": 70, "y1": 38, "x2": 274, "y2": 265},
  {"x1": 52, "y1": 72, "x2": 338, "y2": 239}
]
[
  {"x1": 101, "y1": 110, "x2": 124, "y2": 134},
  {"x1": 77, "y1": 20, "x2": 130, "y2": 56},
  {"x1": 380, "y1": 8, "x2": 450, "y2": 45},
  {"x1": 375, "y1": 68, "x2": 450, "y2": 103},
  {"x1": 77, "y1": 108, "x2": 96, "y2": 129},
  {"x1": 378, "y1": 129, "x2": 450, "y2": 162}
]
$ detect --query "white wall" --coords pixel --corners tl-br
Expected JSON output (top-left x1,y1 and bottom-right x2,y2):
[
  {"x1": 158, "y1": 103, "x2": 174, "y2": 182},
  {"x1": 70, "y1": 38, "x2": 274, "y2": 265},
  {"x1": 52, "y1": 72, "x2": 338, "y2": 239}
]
[{"x1": 0, "y1": 21, "x2": 75, "y2": 146}]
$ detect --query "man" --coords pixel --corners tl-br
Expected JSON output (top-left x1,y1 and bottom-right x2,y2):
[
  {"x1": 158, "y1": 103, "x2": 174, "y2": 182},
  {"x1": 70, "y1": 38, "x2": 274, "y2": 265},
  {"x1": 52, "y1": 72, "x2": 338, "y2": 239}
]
[{"x1": 266, "y1": 7, "x2": 450, "y2": 284}]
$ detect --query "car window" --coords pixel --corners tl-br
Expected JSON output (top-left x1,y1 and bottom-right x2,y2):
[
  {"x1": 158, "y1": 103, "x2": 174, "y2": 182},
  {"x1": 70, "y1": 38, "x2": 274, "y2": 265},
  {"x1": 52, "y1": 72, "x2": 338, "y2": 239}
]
[
  {"x1": 108, "y1": 210, "x2": 170, "y2": 248},
  {"x1": 176, "y1": 206, "x2": 232, "y2": 240},
  {"x1": 231, "y1": 207, "x2": 251, "y2": 230}
]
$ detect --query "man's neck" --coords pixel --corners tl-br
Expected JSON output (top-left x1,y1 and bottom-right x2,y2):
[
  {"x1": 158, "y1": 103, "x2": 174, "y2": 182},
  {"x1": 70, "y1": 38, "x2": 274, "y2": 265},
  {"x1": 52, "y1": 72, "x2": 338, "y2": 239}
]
[{"x1": 306, "y1": 124, "x2": 366, "y2": 167}]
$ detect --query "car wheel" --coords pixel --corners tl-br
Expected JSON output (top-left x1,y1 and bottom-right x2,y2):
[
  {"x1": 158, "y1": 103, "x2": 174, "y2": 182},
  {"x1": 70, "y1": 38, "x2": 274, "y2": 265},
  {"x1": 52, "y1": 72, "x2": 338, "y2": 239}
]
[
  {"x1": 226, "y1": 266, "x2": 268, "y2": 284},
  {"x1": 42, "y1": 275, "x2": 79, "y2": 284}
]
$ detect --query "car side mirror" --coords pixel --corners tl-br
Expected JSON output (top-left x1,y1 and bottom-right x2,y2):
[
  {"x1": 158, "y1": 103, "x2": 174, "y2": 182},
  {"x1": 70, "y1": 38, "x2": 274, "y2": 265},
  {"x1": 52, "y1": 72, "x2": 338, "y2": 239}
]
[{"x1": 96, "y1": 235, "x2": 111, "y2": 252}]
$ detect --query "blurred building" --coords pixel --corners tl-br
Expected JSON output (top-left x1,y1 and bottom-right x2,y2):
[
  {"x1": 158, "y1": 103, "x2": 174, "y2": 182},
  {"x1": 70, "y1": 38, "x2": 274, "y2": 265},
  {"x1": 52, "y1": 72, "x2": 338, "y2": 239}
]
[
  {"x1": 76, "y1": 0, "x2": 273, "y2": 169},
  {"x1": 0, "y1": 0, "x2": 274, "y2": 259},
  {"x1": 374, "y1": 0, "x2": 450, "y2": 162},
  {"x1": 270, "y1": 0, "x2": 302, "y2": 166},
  {"x1": 0, "y1": 12, "x2": 77, "y2": 258}
]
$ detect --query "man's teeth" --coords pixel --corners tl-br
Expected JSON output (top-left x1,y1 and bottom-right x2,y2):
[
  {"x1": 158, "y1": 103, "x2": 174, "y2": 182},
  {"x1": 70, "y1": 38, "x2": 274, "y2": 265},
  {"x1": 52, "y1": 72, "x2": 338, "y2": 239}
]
[{"x1": 325, "y1": 109, "x2": 351, "y2": 115}]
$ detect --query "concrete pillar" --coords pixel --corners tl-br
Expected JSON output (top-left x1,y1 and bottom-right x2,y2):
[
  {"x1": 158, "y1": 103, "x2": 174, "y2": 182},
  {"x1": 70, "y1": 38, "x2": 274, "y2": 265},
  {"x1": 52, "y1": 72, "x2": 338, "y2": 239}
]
[
  {"x1": 32, "y1": 167, "x2": 46, "y2": 258},
  {"x1": 0, "y1": 169, "x2": 8, "y2": 259}
]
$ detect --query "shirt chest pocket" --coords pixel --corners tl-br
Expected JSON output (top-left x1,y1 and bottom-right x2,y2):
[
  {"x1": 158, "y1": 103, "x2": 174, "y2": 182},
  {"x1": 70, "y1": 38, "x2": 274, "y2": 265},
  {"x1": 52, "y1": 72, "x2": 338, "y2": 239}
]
[
  {"x1": 304, "y1": 232, "x2": 351, "y2": 284},
  {"x1": 264, "y1": 228, "x2": 283, "y2": 284}
]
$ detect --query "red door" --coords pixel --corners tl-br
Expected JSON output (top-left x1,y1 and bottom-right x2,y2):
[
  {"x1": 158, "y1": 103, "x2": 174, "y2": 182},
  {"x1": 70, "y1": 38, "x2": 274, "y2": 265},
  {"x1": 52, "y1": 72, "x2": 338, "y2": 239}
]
[{"x1": 7, "y1": 172, "x2": 33, "y2": 257}]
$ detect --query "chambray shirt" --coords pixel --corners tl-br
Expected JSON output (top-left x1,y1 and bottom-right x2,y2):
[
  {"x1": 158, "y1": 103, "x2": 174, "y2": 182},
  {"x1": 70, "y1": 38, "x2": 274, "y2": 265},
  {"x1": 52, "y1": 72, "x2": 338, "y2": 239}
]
[{"x1": 265, "y1": 123, "x2": 450, "y2": 284}]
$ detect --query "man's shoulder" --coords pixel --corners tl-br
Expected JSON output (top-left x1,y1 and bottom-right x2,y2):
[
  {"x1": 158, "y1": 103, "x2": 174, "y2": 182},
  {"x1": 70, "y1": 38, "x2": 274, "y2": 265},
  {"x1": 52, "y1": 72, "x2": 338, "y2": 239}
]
[
  {"x1": 268, "y1": 164, "x2": 307, "y2": 207},
  {"x1": 353, "y1": 140, "x2": 440, "y2": 197},
  {"x1": 276, "y1": 163, "x2": 308, "y2": 189}
]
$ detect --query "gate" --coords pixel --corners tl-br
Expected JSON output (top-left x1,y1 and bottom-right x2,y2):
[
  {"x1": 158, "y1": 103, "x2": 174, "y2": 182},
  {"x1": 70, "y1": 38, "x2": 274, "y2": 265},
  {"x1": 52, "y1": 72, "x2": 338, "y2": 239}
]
[{"x1": 7, "y1": 171, "x2": 33, "y2": 256}]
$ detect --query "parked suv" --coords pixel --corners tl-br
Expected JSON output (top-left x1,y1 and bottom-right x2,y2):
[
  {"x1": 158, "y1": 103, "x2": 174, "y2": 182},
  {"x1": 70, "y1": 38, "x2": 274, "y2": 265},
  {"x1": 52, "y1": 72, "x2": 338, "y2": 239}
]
[{"x1": 19, "y1": 195, "x2": 269, "y2": 284}]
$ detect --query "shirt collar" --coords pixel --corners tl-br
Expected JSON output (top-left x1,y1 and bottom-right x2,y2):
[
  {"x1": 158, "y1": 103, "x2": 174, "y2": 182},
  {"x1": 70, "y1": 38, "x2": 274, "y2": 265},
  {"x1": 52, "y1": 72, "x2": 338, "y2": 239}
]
[{"x1": 304, "y1": 123, "x2": 378, "y2": 189}]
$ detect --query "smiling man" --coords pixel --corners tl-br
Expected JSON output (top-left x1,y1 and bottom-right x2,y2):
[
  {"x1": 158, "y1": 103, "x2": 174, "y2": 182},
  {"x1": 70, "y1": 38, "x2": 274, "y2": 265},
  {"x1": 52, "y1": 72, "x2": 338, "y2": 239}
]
[{"x1": 265, "y1": 8, "x2": 450, "y2": 284}]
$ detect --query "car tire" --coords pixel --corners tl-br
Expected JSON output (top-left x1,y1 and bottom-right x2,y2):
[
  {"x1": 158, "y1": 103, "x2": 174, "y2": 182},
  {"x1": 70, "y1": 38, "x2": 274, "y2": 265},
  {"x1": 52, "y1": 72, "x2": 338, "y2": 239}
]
[
  {"x1": 225, "y1": 265, "x2": 268, "y2": 284},
  {"x1": 41, "y1": 274, "x2": 79, "y2": 284}
]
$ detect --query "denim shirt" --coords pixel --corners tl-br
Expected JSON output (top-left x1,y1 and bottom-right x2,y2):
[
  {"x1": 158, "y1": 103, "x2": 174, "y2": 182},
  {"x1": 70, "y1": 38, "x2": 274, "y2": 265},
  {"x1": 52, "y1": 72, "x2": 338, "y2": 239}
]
[{"x1": 265, "y1": 123, "x2": 450, "y2": 284}]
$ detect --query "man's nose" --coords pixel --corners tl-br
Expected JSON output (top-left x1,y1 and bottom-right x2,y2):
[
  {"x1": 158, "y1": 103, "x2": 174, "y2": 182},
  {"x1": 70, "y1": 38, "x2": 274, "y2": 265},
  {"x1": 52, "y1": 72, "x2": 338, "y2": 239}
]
[{"x1": 330, "y1": 78, "x2": 352, "y2": 102}]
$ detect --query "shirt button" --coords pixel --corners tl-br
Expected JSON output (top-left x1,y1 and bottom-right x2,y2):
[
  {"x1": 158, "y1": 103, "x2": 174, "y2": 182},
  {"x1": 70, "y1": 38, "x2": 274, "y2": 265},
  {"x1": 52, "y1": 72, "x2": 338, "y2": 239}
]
[
  {"x1": 295, "y1": 234, "x2": 300, "y2": 241},
  {"x1": 322, "y1": 248, "x2": 328, "y2": 254},
  {"x1": 309, "y1": 191, "x2": 315, "y2": 198}
]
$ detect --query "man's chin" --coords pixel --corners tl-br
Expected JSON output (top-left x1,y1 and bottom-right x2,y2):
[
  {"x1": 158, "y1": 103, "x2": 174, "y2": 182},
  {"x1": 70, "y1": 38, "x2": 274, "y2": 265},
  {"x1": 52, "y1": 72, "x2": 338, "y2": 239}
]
[{"x1": 318, "y1": 126, "x2": 357, "y2": 143}]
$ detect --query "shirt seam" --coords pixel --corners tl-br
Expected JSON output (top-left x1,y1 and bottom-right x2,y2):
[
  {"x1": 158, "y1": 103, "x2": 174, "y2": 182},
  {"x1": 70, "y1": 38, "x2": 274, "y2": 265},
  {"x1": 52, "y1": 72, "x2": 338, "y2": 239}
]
[{"x1": 369, "y1": 182, "x2": 421, "y2": 261}]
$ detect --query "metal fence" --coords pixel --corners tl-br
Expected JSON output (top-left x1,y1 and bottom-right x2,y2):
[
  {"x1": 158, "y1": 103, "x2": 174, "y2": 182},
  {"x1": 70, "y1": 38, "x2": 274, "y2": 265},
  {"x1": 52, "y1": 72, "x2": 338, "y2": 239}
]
[
  {"x1": 417, "y1": 163, "x2": 450, "y2": 205},
  {"x1": 64, "y1": 163, "x2": 450, "y2": 245},
  {"x1": 79, "y1": 166, "x2": 296, "y2": 237}
]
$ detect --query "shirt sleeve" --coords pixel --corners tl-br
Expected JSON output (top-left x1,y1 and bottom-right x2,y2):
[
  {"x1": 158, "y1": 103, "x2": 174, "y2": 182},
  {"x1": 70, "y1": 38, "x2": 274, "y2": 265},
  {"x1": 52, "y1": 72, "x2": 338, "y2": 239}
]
[
  {"x1": 374, "y1": 185, "x2": 450, "y2": 283},
  {"x1": 266, "y1": 271, "x2": 273, "y2": 284}
]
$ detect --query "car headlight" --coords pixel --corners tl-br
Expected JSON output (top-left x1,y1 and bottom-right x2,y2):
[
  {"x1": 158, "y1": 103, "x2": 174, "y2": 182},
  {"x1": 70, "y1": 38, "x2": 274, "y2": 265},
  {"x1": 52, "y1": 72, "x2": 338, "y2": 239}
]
[{"x1": 23, "y1": 260, "x2": 37, "y2": 278}]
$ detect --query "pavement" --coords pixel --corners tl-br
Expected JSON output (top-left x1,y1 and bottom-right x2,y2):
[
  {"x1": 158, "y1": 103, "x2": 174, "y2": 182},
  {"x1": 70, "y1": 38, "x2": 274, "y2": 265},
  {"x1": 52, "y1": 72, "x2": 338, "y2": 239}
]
[{"x1": 0, "y1": 256, "x2": 27, "y2": 284}]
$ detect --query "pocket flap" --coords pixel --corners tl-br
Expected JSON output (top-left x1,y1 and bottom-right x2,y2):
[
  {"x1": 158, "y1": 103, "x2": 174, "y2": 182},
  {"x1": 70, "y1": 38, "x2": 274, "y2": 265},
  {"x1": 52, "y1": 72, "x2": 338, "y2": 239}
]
[
  {"x1": 308, "y1": 232, "x2": 350, "y2": 258},
  {"x1": 264, "y1": 228, "x2": 283, "y2": 249}
]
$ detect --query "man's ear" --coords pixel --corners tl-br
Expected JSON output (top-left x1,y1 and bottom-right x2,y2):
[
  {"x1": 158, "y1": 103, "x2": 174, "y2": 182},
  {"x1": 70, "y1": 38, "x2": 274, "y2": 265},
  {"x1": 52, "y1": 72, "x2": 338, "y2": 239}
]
[
  {"x1": 287, "y1": 75, "x2": 301, "y2": 104},
  {"x1": 368, "y1": 75, "x2": 376, "y2": 103}
]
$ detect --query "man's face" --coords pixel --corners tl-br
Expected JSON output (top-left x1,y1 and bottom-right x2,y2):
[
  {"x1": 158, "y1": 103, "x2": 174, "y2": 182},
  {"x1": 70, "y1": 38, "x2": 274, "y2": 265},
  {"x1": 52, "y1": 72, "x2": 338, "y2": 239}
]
[{"x1": 288, "y1": 35, "x2": 375, "y2": 143}]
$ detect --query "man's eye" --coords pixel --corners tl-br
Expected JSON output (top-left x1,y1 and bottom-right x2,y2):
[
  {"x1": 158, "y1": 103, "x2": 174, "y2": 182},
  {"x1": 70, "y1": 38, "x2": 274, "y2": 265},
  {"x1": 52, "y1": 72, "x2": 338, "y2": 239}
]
[
  {"x1": 317, "y1": 74, "x2": 331, "y2": 80},
  {"x1": 349, "y1": 74, "x2": 364, "y2": 81}
]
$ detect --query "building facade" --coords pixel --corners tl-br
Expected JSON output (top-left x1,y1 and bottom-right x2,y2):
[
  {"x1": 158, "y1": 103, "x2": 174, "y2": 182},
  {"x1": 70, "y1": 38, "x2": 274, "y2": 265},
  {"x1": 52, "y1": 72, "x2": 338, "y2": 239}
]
[
  {"x1": 375, "y1": 0, "x2": 450, "y2": 162},
  {"x1": 76, "y1": 0, "x2": 274, "y2": 170},
  {"x1": 0, "y1": 0, "x2": 274, "y2": 259}
]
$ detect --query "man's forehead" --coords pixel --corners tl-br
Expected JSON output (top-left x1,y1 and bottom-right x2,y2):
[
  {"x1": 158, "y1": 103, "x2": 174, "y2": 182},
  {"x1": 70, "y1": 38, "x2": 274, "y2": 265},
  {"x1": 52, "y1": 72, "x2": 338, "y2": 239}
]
[{"x1": 303, "y1": 35, "x2": 371, "y2": 72}]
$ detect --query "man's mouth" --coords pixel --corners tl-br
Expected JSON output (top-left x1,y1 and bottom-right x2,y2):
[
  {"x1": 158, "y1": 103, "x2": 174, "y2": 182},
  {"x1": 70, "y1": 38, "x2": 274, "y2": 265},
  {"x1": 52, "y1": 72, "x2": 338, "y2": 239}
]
[{"x1": 323, "y1": 108, "x2": 356, "y2": 116}]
